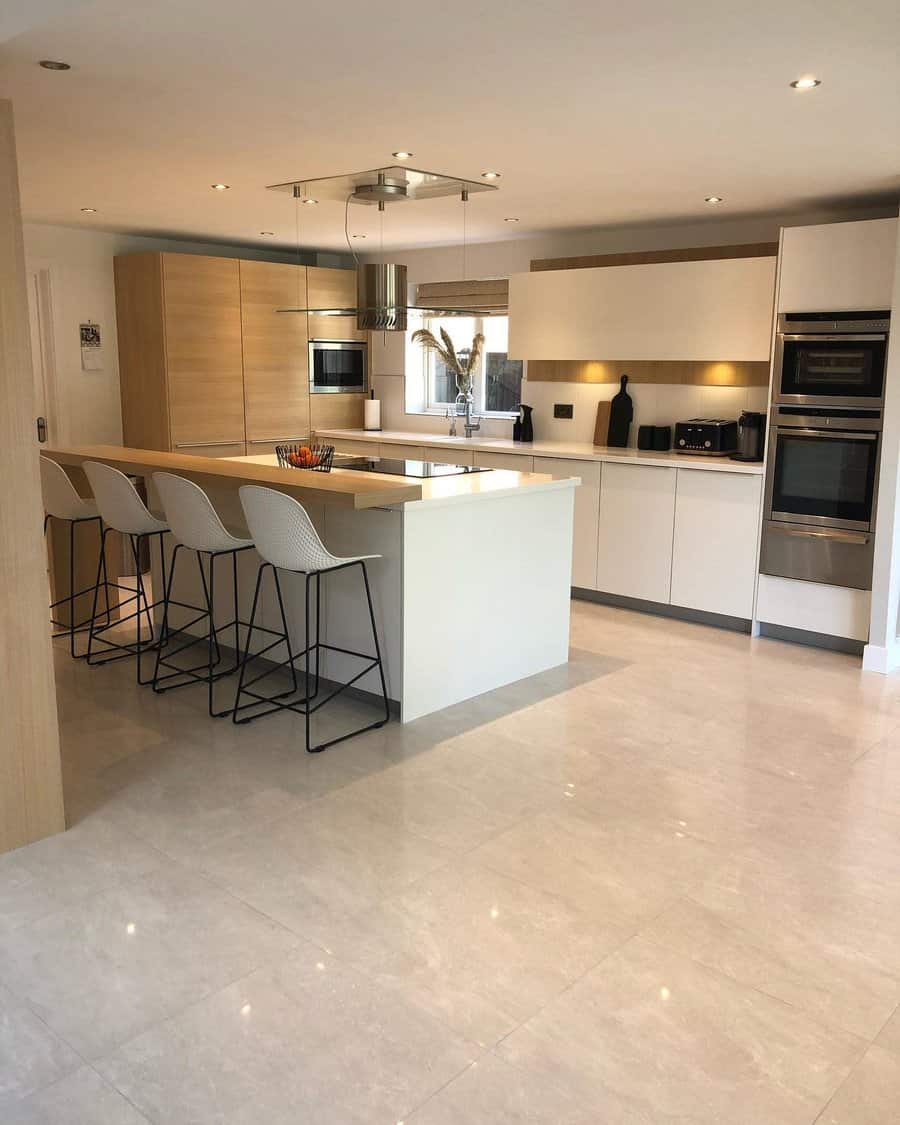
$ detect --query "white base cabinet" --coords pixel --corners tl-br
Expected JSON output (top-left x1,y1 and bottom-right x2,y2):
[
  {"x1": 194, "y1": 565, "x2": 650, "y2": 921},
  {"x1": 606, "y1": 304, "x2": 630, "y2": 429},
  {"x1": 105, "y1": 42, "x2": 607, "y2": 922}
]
[
  {"x1": 473, "y1": 450, "x2": 535, "y2": 472},
  {"x1": 671, "y1": 469, "x2": 762, "y2": 619},
  {"x1": 539, "y1": 457, "x2": 601, "y2": 590},
  {"x1": 596, "y1": 463, "x2": 676, "y2": 603}
]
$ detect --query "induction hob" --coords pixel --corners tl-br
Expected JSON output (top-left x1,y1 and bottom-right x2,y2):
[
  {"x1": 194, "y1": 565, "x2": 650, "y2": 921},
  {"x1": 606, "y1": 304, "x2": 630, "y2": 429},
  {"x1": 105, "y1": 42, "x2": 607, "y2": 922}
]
[{"x1": 335, "y1": 457, "x2": 491, "y2": 478}]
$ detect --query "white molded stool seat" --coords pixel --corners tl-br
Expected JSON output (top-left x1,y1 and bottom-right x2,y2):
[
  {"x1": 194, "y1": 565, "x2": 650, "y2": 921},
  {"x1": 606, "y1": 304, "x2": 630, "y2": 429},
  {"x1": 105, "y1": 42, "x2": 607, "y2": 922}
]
[
  {"x1": 239, "y1": 485, "x2": 377, "y2": 573},
  {"x1": 83, "y1": 461, "x2": 168, "y2": 536},
  {"x1": 40, "y1": 457, "x2": 99, "y2": 521},
  {"x1": 154, "y1": 473, "x2": 253, "y2": 553}
]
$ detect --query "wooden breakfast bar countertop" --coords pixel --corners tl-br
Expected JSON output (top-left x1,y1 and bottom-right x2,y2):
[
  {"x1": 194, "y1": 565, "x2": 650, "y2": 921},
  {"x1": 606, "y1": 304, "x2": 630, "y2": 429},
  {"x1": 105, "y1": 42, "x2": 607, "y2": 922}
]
[{"x1": 42, "y1": 445, "x2": 424, "y2": 509}]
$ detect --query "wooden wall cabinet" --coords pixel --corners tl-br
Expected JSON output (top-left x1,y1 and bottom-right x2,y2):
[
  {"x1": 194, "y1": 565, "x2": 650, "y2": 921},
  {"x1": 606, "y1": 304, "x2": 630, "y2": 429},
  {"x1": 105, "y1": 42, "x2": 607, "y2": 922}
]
[{"x1": 307, "y1": 266, "x2": 365, "y2": 342}]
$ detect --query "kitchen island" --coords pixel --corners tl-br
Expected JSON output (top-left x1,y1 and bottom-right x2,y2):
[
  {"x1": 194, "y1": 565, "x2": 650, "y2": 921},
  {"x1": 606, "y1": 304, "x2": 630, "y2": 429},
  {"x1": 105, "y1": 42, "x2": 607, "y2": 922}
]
[{"x1": 44, "y1": 445, "x2": 578, "y2": 722}]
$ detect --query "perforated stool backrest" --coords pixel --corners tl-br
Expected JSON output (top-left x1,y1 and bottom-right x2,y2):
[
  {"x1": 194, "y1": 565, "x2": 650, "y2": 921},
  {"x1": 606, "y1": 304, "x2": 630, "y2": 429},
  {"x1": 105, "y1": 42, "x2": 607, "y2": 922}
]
[
  {"x1": 154, "y1": 472, "x2": 252, "y2": 553},
  {"x1": 83, "y1": 461, "x2": 169, "y2": 537},
  {"x1": 239, "y1": 485, "x2": 346, "y2": 573}
]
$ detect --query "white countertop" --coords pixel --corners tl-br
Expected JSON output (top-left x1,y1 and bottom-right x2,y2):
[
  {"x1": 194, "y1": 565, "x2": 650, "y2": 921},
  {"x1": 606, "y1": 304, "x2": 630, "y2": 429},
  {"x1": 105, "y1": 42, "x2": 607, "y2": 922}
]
[
  {"x1": 234, "y1": 453, "x2": 578, "y2": 510},
  {"x1": 316, "y1": 428, "x2": 765, "y2": 475}
]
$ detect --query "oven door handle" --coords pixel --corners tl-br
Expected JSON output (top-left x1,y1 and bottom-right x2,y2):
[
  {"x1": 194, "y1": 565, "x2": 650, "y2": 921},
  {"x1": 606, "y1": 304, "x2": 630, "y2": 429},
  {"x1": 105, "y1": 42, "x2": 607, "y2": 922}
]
[
  {"x1": 768, "y1": 525, "x2": 871, "y2": 545},
  {"x1": 777, "y1": 428, "x2": 878, "y2": 441},
  {"x1": 781, "y1": 334, "x2": 887, "y2": 343}
]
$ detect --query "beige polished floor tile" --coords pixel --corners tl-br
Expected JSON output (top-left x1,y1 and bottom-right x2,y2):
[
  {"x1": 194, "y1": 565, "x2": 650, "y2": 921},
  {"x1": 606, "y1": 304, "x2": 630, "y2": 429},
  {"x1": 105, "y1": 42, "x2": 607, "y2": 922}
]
[
  {"x1": 98, "y1": 946, "x2": 476, "y2": 1125},
  {"x1": 876, "y1": 1004, "x2": 900, "y2": 1056},
  {"x1": 322, "y1": 858, "x2": 633, "y2": 1047},
  {"x1": 498, "y1": 936, "x2": 864, "y2": 1125},
  {"x1": 0, "y1": 985, "x2": 81, "y2": 1107},
  {"x1": 407, "y1": 1052, "x2": 596, "y2": 1124},
  {"x1": 470, "y1": 799, "x2": 725, "y2": 927},
  {"x1": 640, "y1": 854, "x2": 900, "y2": 1039},
  {"x1": 189, "y1": 790, "x2": 454, "y2": 944},
  {"x1": 0, "y1": 819, "x2": 164, "y2": 940},
  {"x1": 331, "y1": 744, "x2": 559, "y2": 853},
  {"x1": 3, "y1": 1066, "x2": 150, "y2": 1124},
  {"x1": 817, "y1": 1045, "x2": 900, "y2": 1125},
  {"x1": 0, "y1": 865, "x2": 298, "y2": 1060}
]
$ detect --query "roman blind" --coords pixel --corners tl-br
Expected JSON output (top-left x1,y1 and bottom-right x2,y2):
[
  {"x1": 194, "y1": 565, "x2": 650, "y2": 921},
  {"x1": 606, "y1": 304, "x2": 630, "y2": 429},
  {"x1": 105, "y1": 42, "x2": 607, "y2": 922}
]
[{"x1": 415, "y1": 278, "x2": 509, "y2": 313}]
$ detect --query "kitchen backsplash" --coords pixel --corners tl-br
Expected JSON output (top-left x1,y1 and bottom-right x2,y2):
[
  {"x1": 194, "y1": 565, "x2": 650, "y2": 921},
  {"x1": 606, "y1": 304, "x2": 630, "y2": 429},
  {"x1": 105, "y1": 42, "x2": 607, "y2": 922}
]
[{"x1": 370, "y1": 372, "x2": 768, "y2": 446}]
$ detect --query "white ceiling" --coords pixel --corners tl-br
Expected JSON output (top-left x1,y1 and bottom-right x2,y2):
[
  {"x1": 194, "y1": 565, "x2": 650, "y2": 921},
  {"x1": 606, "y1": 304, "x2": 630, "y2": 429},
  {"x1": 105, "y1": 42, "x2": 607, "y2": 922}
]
[{"x1": 1, "y1": 0, "x2": 898, "y2": 252}]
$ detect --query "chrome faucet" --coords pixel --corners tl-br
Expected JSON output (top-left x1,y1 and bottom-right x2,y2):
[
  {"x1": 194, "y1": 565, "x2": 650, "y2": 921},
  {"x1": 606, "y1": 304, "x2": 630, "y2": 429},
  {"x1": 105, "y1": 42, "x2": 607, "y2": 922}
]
[
  {"x1": 456, "y1": 392, "x2": 481, "y2": 438},
  {"x1": 446, "y1": 406, "x2": 458, "y2": 438}
]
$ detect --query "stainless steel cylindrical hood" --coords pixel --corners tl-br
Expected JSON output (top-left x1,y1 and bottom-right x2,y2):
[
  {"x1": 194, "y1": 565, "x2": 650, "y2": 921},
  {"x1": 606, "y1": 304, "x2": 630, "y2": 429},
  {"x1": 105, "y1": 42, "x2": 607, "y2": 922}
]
[{"x1": 356, "y1": 263, "x2": 408, "y2": 331}]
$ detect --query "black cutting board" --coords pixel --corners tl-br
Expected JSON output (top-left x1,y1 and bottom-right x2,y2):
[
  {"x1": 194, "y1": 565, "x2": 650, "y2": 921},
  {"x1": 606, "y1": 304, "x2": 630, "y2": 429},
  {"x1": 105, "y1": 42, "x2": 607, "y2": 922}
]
[{"x1": 607, "y1": 374, "x2": 633, "y2": 448}]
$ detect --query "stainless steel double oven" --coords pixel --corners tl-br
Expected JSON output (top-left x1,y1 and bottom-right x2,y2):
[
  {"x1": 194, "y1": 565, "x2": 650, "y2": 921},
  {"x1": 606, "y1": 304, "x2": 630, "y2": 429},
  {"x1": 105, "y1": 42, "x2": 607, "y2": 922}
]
[{"x1": 761, "y1": 312, "x2": 890, "y2": 590}]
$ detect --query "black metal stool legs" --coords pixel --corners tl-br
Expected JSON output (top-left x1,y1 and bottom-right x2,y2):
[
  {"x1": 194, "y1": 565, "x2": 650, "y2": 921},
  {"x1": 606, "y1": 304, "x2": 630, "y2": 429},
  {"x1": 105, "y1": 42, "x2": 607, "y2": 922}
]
[
  {"x1": 232, "y1": 560, "x2": 390, "y2": 752},
  {"x1": 45, "y1": 514, "x2": 111, "y2": 659},
  {"x1": 86, "y1": 529, "x2": 170, "y2": 684},
  {"x1": 151, "y1": 545, "x2": 253, "y2": 717}
]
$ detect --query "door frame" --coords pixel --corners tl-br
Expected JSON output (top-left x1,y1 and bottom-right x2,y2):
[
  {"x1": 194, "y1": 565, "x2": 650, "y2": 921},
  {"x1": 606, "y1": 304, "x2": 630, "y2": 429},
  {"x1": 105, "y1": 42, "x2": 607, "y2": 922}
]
[{"x1": 26, "y1": 262, "x2": 63, "y2": 446}]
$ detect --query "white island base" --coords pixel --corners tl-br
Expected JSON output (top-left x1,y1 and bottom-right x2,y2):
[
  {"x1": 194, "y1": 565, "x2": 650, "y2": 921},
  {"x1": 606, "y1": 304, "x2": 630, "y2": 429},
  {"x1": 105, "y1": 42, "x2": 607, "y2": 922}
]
[{"x1": 152, "y1": 461, "x2": 577, "y2": 724}]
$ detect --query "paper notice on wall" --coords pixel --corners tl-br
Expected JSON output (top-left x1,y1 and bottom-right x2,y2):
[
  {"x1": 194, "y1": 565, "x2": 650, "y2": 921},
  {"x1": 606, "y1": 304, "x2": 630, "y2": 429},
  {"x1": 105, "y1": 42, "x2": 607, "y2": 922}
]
[{"x1": 80, "y1": 322, "x2": 103, "y2": 371}]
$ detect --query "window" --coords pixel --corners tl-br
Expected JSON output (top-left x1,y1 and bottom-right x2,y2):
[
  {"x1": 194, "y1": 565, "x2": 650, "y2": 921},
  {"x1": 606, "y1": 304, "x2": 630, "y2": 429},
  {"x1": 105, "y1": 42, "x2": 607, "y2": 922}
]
[{"x1": 415, "y1": 315, "x2": 524, "y2": 417}]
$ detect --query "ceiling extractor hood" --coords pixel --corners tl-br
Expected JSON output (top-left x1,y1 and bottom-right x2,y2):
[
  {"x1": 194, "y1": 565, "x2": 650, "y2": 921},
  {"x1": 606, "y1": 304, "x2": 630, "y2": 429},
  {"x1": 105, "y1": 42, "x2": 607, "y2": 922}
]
[{"x1": 268, "y1": 166, "x2": 500, "y2": 331}]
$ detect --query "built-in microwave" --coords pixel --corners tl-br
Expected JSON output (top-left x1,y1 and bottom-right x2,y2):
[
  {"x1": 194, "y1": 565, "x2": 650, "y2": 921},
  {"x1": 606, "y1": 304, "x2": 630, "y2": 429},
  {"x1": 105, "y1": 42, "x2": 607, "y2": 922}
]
[
  {"x1": 309, "y1": 340, "x2": 368, "y2": 394},
  {"x1": 774, "y1": 311, "x2": 889, "y2": 408}
]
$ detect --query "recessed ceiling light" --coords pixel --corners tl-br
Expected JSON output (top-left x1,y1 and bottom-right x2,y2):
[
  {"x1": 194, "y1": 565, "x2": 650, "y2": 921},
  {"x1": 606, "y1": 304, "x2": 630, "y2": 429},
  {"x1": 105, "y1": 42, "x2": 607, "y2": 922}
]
[
  {"x1": 352, "y1": 234, "x2": 366, "y2": 239},
  {"x1": 39, "y1": 60, "x2": 70, "y2": 70},
  {"x1": 790, "y1": 76, "x2": 821, "y2": 90},
  {"x1": 260, "y1": 230, "x2": 274, "y2": 236},
  {"x1": 211, "y1": 183, "x2": 229, "y2": 191},
  {"x1": 481, "y1": 171, "x2": 501, "y2": 179},
  {"x1": 504, "y1": 217, "x2": 519, "y2": 223},
  {"x1": 301, "y1": 198, "x2": 318, "y2": 205},
  {"x1": 392, "y1": 151, "x2": 413, "y2": 159},
  {"x1": 80, "y1": 207, "x2": 97, "y2": 213},
  {"x1": 704, "y1": 195, "x2": 724, "y2": 204}
]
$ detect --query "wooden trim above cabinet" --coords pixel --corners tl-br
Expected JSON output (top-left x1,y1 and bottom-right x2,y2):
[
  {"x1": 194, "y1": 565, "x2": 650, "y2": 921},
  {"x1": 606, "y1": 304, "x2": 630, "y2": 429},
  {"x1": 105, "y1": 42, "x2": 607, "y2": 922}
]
[
  {"x1": 530, "y1": 242, "x2": 779, "y2": 272},
  {"x1": 527, "y1": 359, "x2": 770, "y2": 386}
]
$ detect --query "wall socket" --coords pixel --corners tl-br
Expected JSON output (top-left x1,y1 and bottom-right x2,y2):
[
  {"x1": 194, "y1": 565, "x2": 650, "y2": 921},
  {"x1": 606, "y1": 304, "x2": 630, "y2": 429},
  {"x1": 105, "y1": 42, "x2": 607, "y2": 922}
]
[{"x1": 553, "y1": 403, "x2": 574, "y2": 419}]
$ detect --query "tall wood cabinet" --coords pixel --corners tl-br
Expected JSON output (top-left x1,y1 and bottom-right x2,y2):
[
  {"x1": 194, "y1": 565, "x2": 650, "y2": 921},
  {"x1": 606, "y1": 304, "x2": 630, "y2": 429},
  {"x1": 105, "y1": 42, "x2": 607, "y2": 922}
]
[
  {"x1": 114, "y1": 252, "x2": 365, "y2": 457},
  {"x1": 239, "y1": 260, "x2": 310, "y2": 454}
]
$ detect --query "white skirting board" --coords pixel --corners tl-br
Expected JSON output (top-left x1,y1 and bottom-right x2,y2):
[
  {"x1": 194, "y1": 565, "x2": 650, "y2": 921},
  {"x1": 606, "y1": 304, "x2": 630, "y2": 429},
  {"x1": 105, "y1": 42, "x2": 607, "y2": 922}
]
[
  {"x1": 755, "y1": 573, "x2": 871, "y2": 642},
  {"x1": 862, "y1": 642, "x2": 900, "y2": 674}
]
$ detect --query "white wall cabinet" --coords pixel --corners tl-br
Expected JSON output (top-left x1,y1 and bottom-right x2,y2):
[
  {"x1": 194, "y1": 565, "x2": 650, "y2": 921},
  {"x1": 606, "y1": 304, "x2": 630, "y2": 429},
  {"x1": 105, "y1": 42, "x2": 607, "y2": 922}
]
[
  {"x1": 508, "y1": 256, "x2": 776, "y2": 362},
  {"x1": 596, "y1": 463, "x2": 676, "y2": 603},
  {"x1": 538, "y1": 457, "x2": 601, "y2": 589},
  {"x1": 671, "y1": 469, "x2": 762, "y2": 619},
  {"x1": 778, "y1": 218, "x2": 897, "y2": 313}
]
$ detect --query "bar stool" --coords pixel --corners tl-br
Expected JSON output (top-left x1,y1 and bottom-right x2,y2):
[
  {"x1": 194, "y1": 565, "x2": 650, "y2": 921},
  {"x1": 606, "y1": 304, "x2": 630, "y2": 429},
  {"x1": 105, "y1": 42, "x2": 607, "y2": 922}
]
[
  {"x1": 40, "y1": 456, "x2": 110, "y2": 658},
  {"x1": 233, "y1": 485, "x2": 390, "y2": 752},
  {"x1": 151, "y1": 472, "x2": 254, "y2": 717},
  {"x1": 82, "y1": 460, "x2": 171, "y2": 684}
]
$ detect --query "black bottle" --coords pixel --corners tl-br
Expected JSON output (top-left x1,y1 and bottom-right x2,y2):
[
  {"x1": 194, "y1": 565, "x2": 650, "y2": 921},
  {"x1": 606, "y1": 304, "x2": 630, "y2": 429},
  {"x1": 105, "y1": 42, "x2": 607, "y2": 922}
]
[{"x1": 513, "y1": 404, "x2": 534, "y2": 443}]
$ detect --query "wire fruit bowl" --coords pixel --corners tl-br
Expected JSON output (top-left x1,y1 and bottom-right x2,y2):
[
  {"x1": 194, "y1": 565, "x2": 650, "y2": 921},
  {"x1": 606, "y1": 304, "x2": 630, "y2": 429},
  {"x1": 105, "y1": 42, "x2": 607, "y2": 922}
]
[{"x1": 275, "y1": 442, "x2": 335, "y2": 472}]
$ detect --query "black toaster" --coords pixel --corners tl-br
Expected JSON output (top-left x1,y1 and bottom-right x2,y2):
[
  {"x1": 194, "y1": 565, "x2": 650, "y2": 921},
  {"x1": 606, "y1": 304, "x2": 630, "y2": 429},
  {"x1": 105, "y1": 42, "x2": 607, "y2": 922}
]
[{"x1": 673, "y1": 418, "x2": 738, "y2": 455}]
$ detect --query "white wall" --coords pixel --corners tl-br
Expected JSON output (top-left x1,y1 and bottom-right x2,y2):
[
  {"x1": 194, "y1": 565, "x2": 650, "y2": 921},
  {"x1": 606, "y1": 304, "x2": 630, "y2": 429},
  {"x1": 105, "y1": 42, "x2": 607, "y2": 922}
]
[{"x1": 368, "y1": 203, "x2": 895, "y2": 444}]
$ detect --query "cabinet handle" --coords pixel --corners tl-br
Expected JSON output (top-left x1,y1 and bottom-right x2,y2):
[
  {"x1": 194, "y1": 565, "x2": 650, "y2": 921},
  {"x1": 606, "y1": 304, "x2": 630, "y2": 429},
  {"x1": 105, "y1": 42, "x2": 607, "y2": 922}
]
[
  {"x1": 173, "y1": 440, "x2": 244, "y2": 449},
  {"x1": 247, "y1": 436, "x2": 309, "y2": 444}
]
